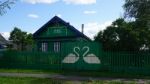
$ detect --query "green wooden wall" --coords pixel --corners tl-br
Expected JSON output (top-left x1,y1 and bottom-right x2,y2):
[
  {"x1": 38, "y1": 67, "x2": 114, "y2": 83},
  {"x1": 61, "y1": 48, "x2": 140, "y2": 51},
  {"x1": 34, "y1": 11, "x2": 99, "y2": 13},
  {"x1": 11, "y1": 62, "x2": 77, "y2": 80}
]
[
  {"x1": 34, "y1": 23, "x2": 89, "y2": 52},
  {"x1": 38, "y1": 26, "x2": 76, "y2": 38}
]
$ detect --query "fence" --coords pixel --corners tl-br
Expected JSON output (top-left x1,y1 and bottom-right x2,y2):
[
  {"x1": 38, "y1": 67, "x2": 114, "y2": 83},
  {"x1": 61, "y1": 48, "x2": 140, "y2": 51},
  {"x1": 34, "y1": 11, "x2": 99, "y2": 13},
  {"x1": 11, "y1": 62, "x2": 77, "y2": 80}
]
[
  {"x1": 0, "y1": 42, "x2": 150, "y2": 75},
  {"x1": 61, "y1": 42, "x2": 102, "y2": 70},
  {"x1": 0, "y1": 51, "x2": 61, "y2": 70},
  {"x1": 102, "y1": 52, "x2": 150, "y2": 75}
]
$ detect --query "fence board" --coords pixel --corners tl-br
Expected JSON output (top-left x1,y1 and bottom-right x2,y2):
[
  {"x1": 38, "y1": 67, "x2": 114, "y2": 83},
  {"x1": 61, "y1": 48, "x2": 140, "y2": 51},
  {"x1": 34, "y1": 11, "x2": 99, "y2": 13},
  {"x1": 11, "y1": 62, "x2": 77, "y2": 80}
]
[
  {"x1": 0, "y1": 51, "x2": 61, "y2": 70},
  {"x1": 0, "y1": 42, "x2": 150, "y2": 75}
]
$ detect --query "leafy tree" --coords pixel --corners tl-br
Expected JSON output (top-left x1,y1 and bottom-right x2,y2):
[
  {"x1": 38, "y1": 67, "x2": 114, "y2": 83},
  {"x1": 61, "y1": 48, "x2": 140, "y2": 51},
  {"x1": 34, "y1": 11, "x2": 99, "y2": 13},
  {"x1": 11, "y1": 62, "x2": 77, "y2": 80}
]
[
  {"x1": 95, "y1": 0, "x2": 150, "y2": 51},
  {"x1": 95, "y1": 18, "x2": 139, "y2": 51},
  {"x1": 124, "y1": 0, "x2": 150, "y2": 19},
  {"x1": 9, "y1": 27, "x2": 33, "y2": 51},
  {"x1": 124, "y1": 0, "x2": 150, "y2": 51},
  {"x1": 25, "y1": 33, "x2": 34, "y2": 45},
  {"x1": 0, "y1": 0, "x2": 16, "y2": 15}
]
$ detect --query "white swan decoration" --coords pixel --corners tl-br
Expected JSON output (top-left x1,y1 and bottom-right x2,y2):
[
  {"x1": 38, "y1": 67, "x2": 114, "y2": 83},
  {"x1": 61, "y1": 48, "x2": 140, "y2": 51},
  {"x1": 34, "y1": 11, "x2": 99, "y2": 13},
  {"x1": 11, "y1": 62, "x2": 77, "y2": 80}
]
[
  {"x1": 82, "y1": 46, "x2": 101, "y2": 64},
  {"x1": 62, "y1": 47, "x2": 80, "y2": 63}
]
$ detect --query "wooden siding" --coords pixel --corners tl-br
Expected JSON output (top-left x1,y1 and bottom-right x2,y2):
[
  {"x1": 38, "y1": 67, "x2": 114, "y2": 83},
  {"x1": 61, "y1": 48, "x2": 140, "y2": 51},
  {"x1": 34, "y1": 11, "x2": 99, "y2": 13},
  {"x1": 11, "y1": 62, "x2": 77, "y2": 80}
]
[{"x1": 37, "y1": 26, "x2": 76, "y2": 38}]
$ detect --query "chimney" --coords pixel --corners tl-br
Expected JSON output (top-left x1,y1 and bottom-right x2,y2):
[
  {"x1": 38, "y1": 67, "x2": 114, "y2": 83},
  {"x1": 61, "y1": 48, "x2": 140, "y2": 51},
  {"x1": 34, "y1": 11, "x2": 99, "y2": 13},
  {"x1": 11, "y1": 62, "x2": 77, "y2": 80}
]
[{"x1": 81, "y1": 24, "x2": 84, "y2": 34}]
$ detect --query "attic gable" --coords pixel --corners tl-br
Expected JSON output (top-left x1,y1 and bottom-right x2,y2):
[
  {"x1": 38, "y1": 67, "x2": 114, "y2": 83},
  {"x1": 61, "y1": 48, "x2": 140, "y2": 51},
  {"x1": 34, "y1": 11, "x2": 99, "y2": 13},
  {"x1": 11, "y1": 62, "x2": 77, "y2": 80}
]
[{"x1": 33, "y1": 16, "x2": 91, "y2": 40}]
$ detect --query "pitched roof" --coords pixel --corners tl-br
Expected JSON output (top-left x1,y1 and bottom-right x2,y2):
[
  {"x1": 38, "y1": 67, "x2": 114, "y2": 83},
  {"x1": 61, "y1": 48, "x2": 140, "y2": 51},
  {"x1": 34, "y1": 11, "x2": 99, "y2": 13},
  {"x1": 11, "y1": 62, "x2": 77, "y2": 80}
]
[
  {"x1": 0, "y1": 34, "x2": 8, "y2": 45},
  {"x1": 33, "y1": 16, "x2": 91, "y2": 41}
]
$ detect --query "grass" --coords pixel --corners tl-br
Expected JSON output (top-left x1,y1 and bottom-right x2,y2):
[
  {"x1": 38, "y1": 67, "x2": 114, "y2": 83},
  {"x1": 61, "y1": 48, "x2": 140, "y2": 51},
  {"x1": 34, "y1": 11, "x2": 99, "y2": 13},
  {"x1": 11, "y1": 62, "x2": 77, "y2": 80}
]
[
  {"x1": 0, "y1": 77, "x2": 68, "y2": 84},
  {"x1": 0, "y1": 69, "x2": 58, "y2": 74},
  {"x1": 0, "y1": 77, "x2": 147, "y2": 84},
  {"x1": 0, "y1": 68, "x2": 150, "y2": 79}
]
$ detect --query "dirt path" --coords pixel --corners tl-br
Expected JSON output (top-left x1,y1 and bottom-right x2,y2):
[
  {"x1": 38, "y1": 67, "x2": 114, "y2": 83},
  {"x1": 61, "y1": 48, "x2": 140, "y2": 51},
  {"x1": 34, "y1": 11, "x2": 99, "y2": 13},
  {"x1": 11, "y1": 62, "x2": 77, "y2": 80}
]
[
  {"x1": 0, "y1": 72, "x2": 106, "y2": 81},
  {"x1": 0, "y1": 72, "x2": 149, "y2": 83}
]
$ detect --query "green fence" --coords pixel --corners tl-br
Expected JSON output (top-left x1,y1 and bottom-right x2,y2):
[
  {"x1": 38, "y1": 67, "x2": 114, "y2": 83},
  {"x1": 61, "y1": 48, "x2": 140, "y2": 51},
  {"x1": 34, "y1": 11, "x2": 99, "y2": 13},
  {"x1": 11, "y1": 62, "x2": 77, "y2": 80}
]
[
  {"x1": 0, "y1": 42, "x2": 102, "y2": 71},
  {"x1": 0, "y1": 51, "x2": 61, "y2": 70},
  {"x1": 103, "y1": 52, "x2": 150, "y2": 75},
  {"x1": 0, "y1": 42, "x2": 150, "y2": 75}
]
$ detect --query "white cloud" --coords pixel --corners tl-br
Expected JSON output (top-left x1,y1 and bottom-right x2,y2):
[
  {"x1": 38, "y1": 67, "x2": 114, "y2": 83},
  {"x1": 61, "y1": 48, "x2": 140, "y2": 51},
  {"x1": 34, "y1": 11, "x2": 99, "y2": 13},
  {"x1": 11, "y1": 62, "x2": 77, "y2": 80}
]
[
  {"x1": 1, "y1": 32, "x2": 10, "y2": 40},
  {"x1": 22, "y1": 0, "x2": 59, "y2": 4},
  {"x1": 84, "y1": 10, "x2": 97, "y2": 14},
  {"x1": 63, "y1": 0, "x2": 96, "y2": 5},
  {"x1": 84, "y1": 21, "x2": 112, "y2": 39},
  {"x1": 28, "y1": 14, "x2": 39, "y2": 19},
  {"x1": 22, "y1": 0, "x2": 96, "y2": 5},
  {"x1": 56, "y1": 14, "x2": 62, "y2": 17}
]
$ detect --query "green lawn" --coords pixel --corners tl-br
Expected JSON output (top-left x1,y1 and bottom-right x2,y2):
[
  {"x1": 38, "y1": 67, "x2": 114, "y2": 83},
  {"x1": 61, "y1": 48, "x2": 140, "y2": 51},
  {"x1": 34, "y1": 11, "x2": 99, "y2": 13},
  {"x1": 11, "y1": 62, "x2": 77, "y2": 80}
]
[
  {"x1": 0, "y1": 77, "x2": 144, "y2": 84},
  {"x1": 0, "y1": 69, "x2": 59, "y2": 74},
  {"x1": 0, "y1": 77, "x2": 69, "y2": 84}
]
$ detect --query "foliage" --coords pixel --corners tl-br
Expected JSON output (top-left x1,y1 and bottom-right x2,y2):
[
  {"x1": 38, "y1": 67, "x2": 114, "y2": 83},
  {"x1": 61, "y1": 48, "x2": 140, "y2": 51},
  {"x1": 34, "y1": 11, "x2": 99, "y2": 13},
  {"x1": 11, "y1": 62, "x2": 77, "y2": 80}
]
[
  {"x1": 95, "y1": 0, "x2": 150, "y2": 51},
  {"x1": 124, "y1": 0, "x2": 150, "y2": 51},
  {"x1": 124, "y1": 0, "x2": 150, "y2": 20},
  {"x1": 95, "y1": 18, "x2": 139, "y2": 51},
  {"x1": 9, "y1": 27, "x2": 34, "y2": 51},
  {"x1": 0, "y1": 0, "x2": 16, "y2": 15}
]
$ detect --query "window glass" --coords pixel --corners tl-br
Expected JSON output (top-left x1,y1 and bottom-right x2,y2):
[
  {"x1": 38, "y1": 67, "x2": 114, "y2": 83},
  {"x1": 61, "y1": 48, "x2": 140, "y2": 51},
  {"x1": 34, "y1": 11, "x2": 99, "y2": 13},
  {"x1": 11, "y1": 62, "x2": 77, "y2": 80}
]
[
  {"x1": 41, "y1": 42, "x2": 48, "y2": 52},
  {"x1": 54, "y1": 42, "x2": 60, "y2": 52}
]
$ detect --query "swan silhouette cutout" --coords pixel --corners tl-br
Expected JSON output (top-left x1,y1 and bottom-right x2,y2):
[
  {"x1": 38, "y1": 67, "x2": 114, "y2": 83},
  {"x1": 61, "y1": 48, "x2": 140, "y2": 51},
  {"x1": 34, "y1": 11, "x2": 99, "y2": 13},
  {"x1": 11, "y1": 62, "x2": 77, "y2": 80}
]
[
  {"x1": 62, "y1": 47, "x2": 80, "y2": 63},
  {"x1": 82, "y1": 46, "x2": 101, "y2": 64}
]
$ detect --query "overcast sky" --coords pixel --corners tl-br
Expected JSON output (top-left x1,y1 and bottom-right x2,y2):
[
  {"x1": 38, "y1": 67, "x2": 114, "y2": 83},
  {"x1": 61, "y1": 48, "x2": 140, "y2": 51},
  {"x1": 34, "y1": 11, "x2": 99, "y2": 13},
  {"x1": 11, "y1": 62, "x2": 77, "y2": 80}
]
[{"x1": 0, "y1": 0, "x2": 124, "y2": 39}]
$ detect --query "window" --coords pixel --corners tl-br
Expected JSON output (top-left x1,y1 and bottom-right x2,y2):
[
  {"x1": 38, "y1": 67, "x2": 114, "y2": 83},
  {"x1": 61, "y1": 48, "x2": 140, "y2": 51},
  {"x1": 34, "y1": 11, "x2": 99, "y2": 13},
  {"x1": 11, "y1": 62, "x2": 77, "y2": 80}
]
[
  {"x1": 54, "y1": 42, "x2": 60, "y2": 53},
  {"x1": 41, "y1": 42, "x2": 48, "y2": 52}
]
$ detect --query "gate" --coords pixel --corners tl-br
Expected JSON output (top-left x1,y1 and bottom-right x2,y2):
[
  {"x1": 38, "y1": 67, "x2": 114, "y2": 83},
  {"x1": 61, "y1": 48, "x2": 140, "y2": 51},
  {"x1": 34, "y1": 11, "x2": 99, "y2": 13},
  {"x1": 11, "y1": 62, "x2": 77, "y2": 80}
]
[{"x1": 61, "y1": 42, "x2": 102, "y2": 70}]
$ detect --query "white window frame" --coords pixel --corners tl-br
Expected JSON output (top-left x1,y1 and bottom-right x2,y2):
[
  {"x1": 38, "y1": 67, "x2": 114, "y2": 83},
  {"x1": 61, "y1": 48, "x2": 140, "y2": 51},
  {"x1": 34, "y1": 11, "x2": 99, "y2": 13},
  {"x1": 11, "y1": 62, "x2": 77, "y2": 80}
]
[
  {"x1": 54, "y1": 42, "x2": 60, "y2": 53},
  {"x1": 41, "y1": 42, "x2": 48, "y2": 52}
]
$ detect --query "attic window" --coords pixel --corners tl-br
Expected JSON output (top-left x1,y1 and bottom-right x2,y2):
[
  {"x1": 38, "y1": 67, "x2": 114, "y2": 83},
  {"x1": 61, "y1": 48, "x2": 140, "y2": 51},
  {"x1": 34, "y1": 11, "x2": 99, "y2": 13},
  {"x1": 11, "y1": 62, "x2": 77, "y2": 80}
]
[{"x1": 54, "y1": 29, "x2": 62, "y2": 33}]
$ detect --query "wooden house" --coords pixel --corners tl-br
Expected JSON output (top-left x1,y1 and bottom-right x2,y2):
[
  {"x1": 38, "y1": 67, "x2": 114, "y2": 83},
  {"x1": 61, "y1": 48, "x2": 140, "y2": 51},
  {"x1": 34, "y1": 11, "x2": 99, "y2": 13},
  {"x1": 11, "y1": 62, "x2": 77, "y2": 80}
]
[
  {"x1": 33, "y1": 16, "x2": 91, "y2": 52},
  {"x1": 0, "y1": 34, "x2": 9, "y2": 49}
]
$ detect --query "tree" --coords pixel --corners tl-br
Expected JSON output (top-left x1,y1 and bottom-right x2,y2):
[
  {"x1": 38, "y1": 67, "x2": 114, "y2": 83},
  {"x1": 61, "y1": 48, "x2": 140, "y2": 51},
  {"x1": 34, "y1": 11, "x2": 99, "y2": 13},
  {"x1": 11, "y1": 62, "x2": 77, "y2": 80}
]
[
  {"x1": 95, "y1": 0, "x2": 150, "y2": 51},
  {"x1": 9, "y1": 27, "x2": 34, "y2": 51},
  {"x1": 124, "y1": 0, "x2": 150, "y2": 28},
  {"x1": 95, "y1": 18, "x2": 145, "y2": 51},
  {"x1": 124, "y1": 0, "x2": 150, "y2": 51},
  {"x1": 124, "y1": 0, "x2": 150, "y2": 19},
  {"x1": 24, "y1": 33, "x2": 34, "y2": 51},
  {"x1": 0, "y1": 0, "x2": 16, "y2": 15}
]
